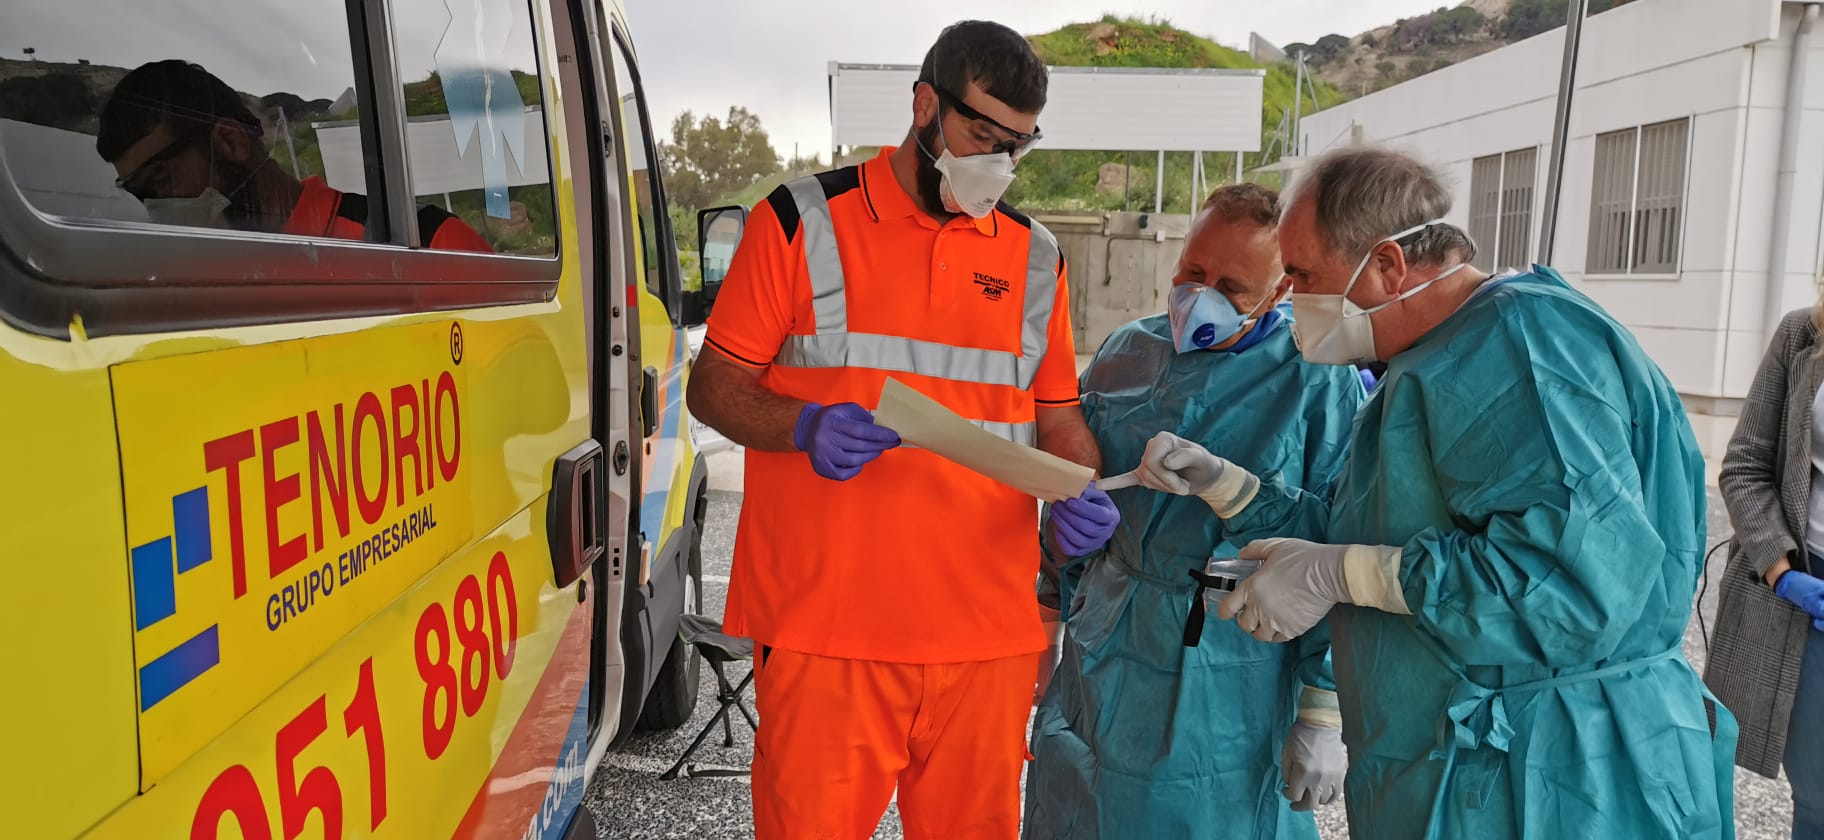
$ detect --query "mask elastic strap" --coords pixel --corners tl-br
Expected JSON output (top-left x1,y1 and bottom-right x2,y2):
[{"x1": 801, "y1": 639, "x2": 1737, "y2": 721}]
[
  {"x1": 1341, "y1": 218, "x2": 1449, "y2": 299},
  {"x1": 1361, "y1": 261, "x2": 1469, "y2": 317},
  {"x1": 913, "y1": 122, "x2": 942, "y2": 163},
  {"x1": 1241, "y1": 287, "x2": 1282, "y2": 322},
  {"x1": 1206, "y1": 287, "x2": 1280, "y2": 343}
]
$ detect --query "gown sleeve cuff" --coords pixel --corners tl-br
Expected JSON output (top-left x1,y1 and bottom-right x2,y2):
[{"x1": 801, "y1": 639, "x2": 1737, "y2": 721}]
[
  {"x1": 1200, "y1": 465, "x2": 1262, "y2": 519},
  {"x1": 1297, "y1": 686, "x2": 1343, "y2": 729},
  {"x1": 1343, "y1": 544, "x2": 1411, "y2": 615}
]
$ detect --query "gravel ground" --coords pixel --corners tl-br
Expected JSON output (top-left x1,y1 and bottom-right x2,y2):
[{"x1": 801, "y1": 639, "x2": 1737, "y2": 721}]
[{"x1": 583, "y1": 452, "x2": 1796, "y2": 839}]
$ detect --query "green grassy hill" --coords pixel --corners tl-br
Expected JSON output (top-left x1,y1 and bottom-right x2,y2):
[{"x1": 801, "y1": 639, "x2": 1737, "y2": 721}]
[
  {"x1": 1009, "y1": 16, "x2": 1345, "y2": 211},
  {"x1": 1028, "y1": 15, "x2": 1345, "y2": 130}
]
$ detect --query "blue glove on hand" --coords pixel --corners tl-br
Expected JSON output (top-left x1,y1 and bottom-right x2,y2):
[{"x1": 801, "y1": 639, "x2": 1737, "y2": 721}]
[
  {"x1": 1776, "y1": 569, "x2": 1824, "y2": 632},
  {"x1": 793, "y1": 402, "x2": 901, "y2": 481},
  {"x1": 1051, "y1": 482, "x2": 1120, "y2": 557}
]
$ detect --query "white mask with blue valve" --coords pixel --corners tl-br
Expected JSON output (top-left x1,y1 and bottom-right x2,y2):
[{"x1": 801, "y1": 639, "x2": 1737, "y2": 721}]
[{"x1": 1168, "y1": 284, "x2": 1274, "y2": 353}]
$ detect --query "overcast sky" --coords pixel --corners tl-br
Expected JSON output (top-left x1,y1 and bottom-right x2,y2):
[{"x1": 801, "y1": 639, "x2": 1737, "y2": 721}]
[{"x1": 625, "y1": 0, "x2": 1457, "y2": 162}]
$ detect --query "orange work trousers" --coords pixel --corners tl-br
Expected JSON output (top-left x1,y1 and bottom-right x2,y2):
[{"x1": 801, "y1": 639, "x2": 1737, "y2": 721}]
[{"x1": 750, "y1": 647, "x2": 1040, "y2": 840}]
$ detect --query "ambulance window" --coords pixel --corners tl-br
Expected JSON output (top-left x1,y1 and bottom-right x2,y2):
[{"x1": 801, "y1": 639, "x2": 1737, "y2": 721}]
[
  {"x1": 389, "y1": 0, "x2": 557, "y2": 257},
  {"x1": 0, "y1": 0, "x2": 375, "y2": 238},
  {"x1": 607, "y1": 36, "x2": 679, "y2": 314}
]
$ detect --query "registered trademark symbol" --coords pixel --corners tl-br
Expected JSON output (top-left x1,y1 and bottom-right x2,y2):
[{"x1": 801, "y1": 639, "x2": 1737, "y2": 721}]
[{"x1": 450, "y1": 323, "x2": 464, "y2": 365}]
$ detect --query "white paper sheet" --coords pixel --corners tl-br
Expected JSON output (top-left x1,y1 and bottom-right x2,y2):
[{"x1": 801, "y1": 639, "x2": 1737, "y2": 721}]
[
  {"x1": 873, "y1": 377, "x2": 1095, "y2": 502},
  {"x1": 1095, "y1": 469, "x2": 1141, "y2": 491}
]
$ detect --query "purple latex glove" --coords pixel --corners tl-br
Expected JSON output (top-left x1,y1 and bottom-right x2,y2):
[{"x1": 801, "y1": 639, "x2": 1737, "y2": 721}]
[
  {"x1": 1052, "y1": 482, "x2": 1120, "y2": 556},
  {"x1": 1776, "y1": 569, "x2": 1824, "y2": 632},
  {"x1": 793, "y1": 402, "x2": 901, "y2": 481}
]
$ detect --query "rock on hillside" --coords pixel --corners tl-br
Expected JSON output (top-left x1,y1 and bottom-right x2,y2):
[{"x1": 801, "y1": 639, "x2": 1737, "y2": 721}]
[{"x1": 1290, "y1": 0, "x2": 1639, "y2": 98}]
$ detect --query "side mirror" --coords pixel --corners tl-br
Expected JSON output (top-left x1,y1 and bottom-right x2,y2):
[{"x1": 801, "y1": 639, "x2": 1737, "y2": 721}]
[{"x1": 682, "y1": 205, "x2": 746, "y2": 327}]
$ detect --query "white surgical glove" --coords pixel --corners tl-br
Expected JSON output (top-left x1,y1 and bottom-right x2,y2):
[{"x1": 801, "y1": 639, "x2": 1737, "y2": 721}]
[
  {"x1": 1218, "y1": 538, "x2": 1409, "y2": 643},
  {"x1": 1281, "y1": 717, "x2": 1346, "y2": 812},
  {"x1": 1135, "y1": 431, "x2": 1261, "y2": 518}
]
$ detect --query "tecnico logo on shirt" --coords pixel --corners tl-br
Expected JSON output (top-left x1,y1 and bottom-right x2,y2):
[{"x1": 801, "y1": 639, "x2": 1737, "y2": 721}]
[{"x1": 973, "y1": 271, "x2": 1011, "y2": 302}]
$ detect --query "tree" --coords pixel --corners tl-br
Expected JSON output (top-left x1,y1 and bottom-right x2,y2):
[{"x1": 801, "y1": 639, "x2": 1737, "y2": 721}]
[
  {"x1": 1502, "y1": 0, "x2": 1561, "y2": 40},
  {"x1": 669, "y1": 202, "x2": 699, "y2": 255},
  {"x1": 1314, "y1": 34, "x2": 1351, "y2": 63},
  {"x1": 784, "y1": 152, "x2": 824, "y2": 176},
  {"x1": 1437, "y1": 6, "x2": 1487, "y2": 41},
  {"x1": 660, "y1": 106, "x2": 780, "y2": 210},
  {"x1": 1502, "y1": 0, "x2": 1627, "y2": 42}
]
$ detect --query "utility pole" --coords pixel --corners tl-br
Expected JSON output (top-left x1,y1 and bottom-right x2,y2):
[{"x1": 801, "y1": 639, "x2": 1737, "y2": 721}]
[
  {"x1": 1537, "y1": 0, "x2": 1590, "y2": 265},
  {"x1": 276, "y1": 108, "x2": 302, "y2": 179},
  {"x1": 1291, "y1": 51, "x2": 1307, "y2": 157}
]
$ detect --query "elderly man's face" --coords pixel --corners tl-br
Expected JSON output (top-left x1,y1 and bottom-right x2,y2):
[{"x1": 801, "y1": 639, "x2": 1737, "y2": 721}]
[
  {"x1": 1278, "y1": 197, "x2": 1366, "y2": 300},
  {"x1": 1172, "y1": 213, "x2": 1283, "y2": 315}
]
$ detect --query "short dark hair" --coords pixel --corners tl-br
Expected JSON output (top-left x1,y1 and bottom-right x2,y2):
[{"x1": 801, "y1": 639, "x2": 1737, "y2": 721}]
[
  {"x1": 97, "y1": 59, "x2": 263, "y2": 163},
  {"x1": 918, "y1": 21, "x2": 1048, "y2": 114},
  {"x1": 1200, "y1": 183, "x2": 1280, "y2": 228}
]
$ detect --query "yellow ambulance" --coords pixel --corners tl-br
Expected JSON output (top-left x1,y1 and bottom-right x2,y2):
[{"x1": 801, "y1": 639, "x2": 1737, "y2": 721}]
[{"x1": 0, "y1": 0, "x2": 735, "y2": 835}]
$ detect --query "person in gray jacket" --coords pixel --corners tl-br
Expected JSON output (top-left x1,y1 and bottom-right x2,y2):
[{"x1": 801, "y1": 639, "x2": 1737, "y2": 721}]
[{"x1": 1713, "y1": 305, "x2": 1824, "y2": 839}]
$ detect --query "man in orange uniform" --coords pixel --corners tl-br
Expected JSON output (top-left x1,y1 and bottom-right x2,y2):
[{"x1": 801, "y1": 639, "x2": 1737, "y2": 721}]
[
  {"x1": 686, "y1": 20, "x2": 1118, "y2": 840},
  {"x1": 98, "y1": 59, "x2": 491, "y2": 251}
]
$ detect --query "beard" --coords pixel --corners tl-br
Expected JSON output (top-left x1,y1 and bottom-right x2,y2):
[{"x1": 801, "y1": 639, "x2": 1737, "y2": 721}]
[{"x1": 913, "y1": 120, "x2": 952, "y2": 218}]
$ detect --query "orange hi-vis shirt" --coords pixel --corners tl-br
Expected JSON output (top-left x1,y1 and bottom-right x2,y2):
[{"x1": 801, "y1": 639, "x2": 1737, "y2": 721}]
[
  {"x1": 708, "y1": 148, "x2": 1081, "y2": 663},
  {"x1": 283, "y1": 176, "x2": 494, "y2": 252}
]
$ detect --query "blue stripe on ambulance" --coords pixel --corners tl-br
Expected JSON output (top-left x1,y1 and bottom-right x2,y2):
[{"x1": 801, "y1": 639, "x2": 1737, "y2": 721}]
[
  {"x1": 522, "y1": 674, "x2": 592, "y2": 840},
  {"x1": 639, "y1": 332, "x2": 688, "y2": 543}
]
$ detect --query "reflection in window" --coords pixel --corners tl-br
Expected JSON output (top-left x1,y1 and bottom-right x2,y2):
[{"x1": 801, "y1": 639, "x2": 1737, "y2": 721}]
[
  {"x1": 1, "y1": 1, "x2": 381, "y2": 238},
  {"x1": 385, "y1": 0, "x2": 556, "y2": 256},
  {"x1": 608, "y1": 39, "x2": 670, "y2": 301},
  {"x1": 702, "y1": 213, "x2": 742, "y2": 288},
  {"x1": 0, "y1": 0, "x2": 385, "y2": 239}
]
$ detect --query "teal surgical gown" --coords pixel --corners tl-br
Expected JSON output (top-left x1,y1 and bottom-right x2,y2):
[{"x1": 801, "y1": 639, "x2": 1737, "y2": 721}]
[
  {"x1": 1225, "y1": 268, "x2": 1737, "y2": 839},
  {"x1": 1024, "y1": 312, "x2": 1367, "y2": 839}
]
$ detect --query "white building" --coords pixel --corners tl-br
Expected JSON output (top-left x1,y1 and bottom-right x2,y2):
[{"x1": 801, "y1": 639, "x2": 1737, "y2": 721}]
[{"x1": 1297, "y1": 0, "x2": 1824, "y2": 412}]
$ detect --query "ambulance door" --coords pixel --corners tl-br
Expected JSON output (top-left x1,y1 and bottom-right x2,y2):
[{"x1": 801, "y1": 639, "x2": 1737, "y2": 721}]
[{"x1": 554, "y1": 0, "x2": 637, "y2": 752}]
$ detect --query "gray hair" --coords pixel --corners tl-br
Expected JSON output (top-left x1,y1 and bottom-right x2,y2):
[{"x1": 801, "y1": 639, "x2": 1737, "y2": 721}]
[{"x1": 1285, "y1": 146, "x2": 1477, "y2": 267}]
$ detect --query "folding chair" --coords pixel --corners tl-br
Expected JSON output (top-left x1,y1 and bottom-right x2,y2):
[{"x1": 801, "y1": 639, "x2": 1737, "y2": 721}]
[{"x1": 660, "y1": 614, "x2": 759, "y2": 780}]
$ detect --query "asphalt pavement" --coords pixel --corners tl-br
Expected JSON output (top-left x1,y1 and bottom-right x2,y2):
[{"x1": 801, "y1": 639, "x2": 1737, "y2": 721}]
[{"x1": 582, "y1": 450, "x2": 1796, "y2": 839}]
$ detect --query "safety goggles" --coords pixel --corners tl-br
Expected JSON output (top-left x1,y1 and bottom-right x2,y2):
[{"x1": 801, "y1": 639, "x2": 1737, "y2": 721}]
[
  {"x1": 115, "y1": 133, "x2": 198, "y2": 200},
  {"x1": 919, "y1": 82, "x2": 1042, "y2": 160}
]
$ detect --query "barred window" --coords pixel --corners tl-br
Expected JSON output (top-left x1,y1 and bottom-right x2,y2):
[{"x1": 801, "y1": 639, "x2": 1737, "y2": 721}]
[
  {"x1": 1587, "y1": 118, "x2": 1689, "y2": 275},
  {"x1": 1468, "y1": 146, "x2": 1537, "y2": 273}
]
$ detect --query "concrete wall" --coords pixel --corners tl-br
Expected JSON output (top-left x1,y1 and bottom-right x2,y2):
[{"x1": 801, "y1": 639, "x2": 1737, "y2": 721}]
[
  {"x1": 1041, "y1": 211, "x2": 1191, "y2": 355},
  {"x1": 1297, "y1": 0, "x2": 1824, "y2": 402}
]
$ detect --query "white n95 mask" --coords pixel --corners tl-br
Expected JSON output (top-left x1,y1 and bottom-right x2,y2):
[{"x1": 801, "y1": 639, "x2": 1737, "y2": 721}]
[
  {"x1": 934, "y1": 146, "x2": 1015, "y2": 219},
  {"x1": 1291, "y1": 220, "x2": 1465, "y2": 366},
  {"x1": 142, "y1": 187, "x2": 231, "y2": 228}
]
